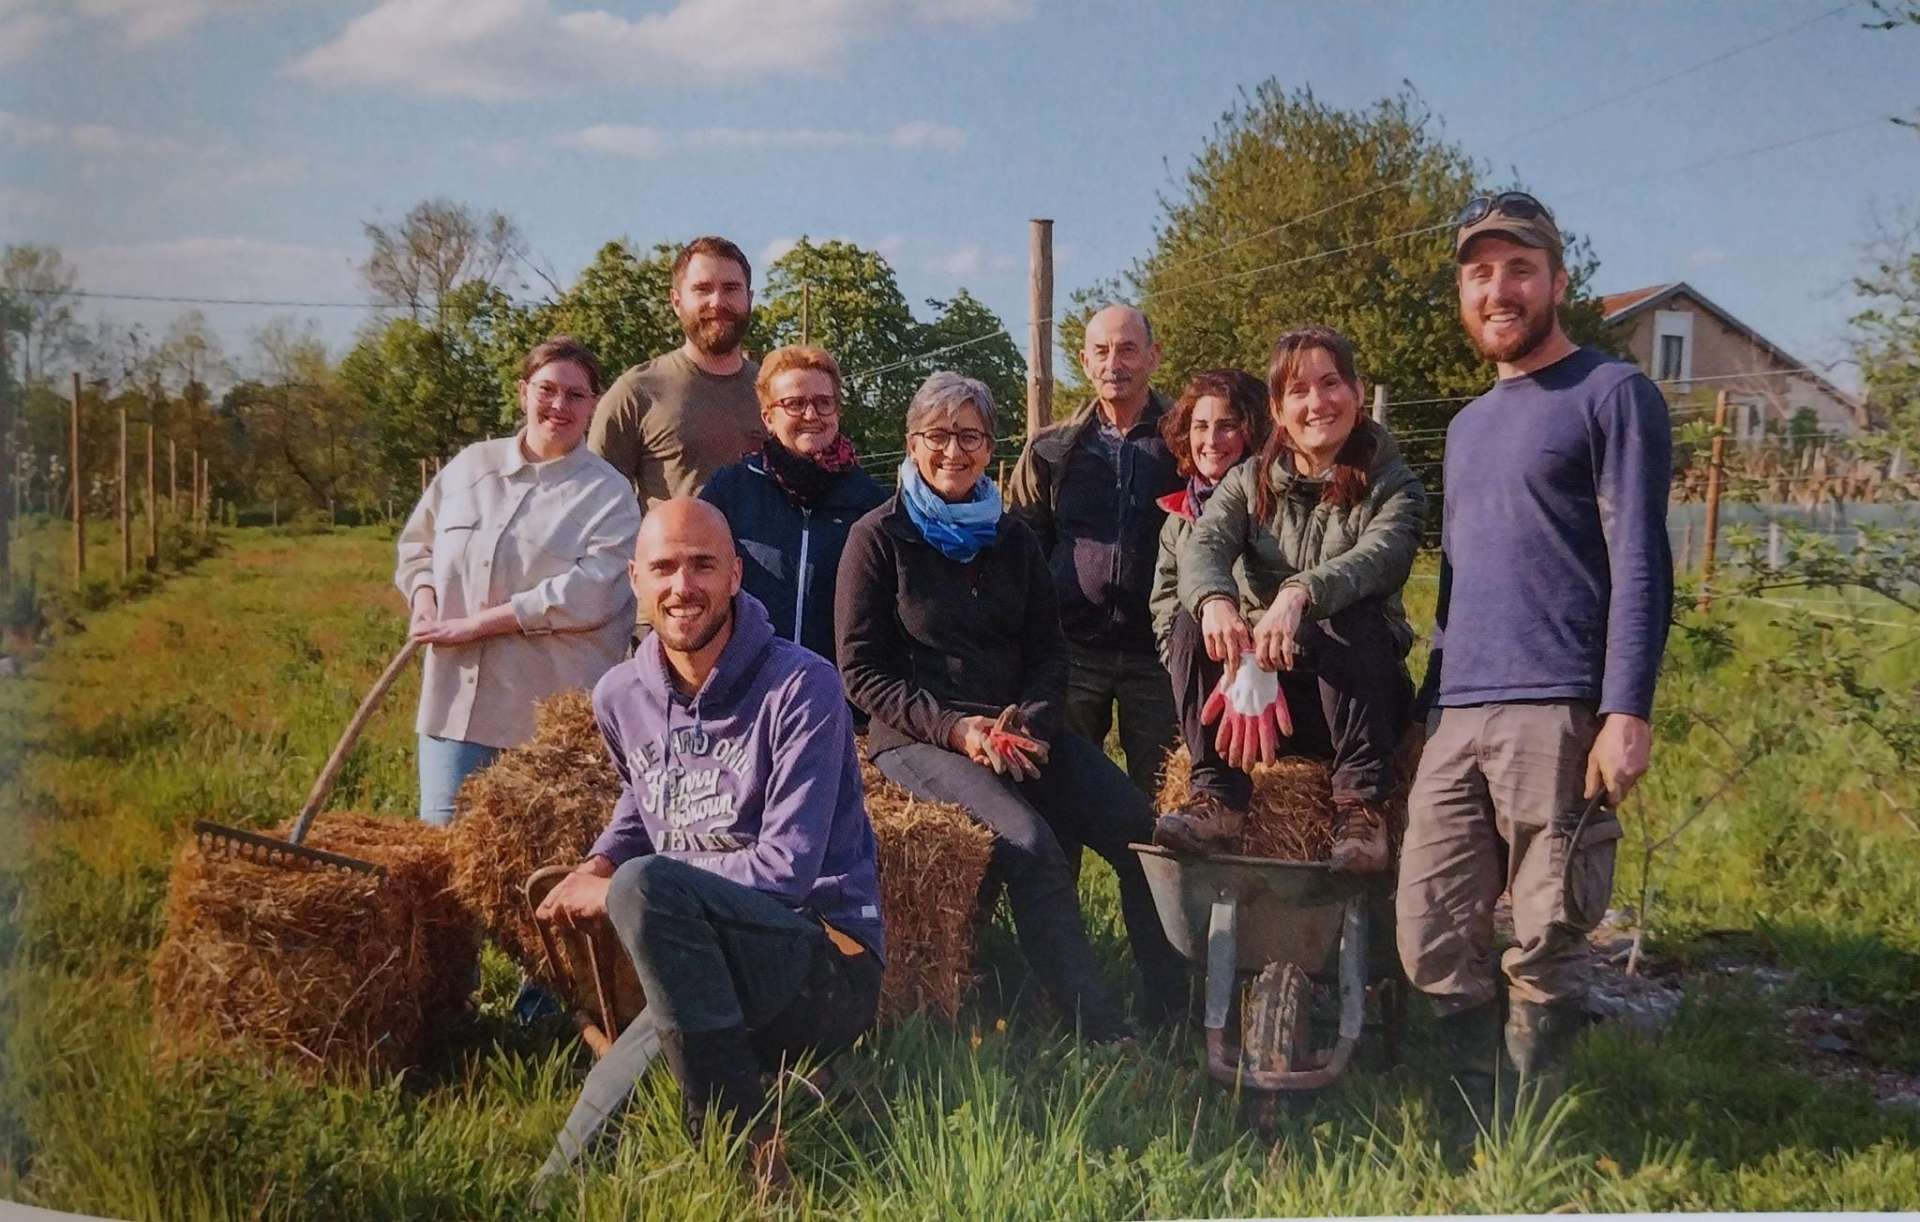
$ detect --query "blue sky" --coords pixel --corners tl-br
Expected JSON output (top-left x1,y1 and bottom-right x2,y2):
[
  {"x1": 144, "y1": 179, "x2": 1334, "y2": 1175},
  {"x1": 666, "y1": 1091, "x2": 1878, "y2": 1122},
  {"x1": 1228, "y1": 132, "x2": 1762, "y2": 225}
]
[{"x1": 2, "y1": 0, "x2": 1915, "y2": 391}]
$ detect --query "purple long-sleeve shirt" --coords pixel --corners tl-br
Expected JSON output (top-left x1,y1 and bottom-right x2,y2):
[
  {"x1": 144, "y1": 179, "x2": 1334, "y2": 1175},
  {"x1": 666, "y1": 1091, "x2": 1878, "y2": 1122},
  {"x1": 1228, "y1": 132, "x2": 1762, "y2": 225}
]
[
  {"x1": 1426, "y1": 345, "x2": 1674, "y2": 721},
  {"x1": 588, "y1": 590, "x2": 885, "y2": 958}
]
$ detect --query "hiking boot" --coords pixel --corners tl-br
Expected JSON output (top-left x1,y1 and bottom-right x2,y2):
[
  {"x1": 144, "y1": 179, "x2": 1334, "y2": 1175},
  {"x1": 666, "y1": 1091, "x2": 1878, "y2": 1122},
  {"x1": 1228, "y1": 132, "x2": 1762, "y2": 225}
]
[
  {"x1": 1434, "y1": 1002, "x2": 1501, "y2": 1158},
  {"x1": 1153, "y1": 797, "x2": 1245, "y2": 856},
  {"x1": 1329, "y1": 798, "x2": 1390, "y2": 873},
  {"x1": 1504, "y1": 1000, "x2": 1583, "y2": 1115}
]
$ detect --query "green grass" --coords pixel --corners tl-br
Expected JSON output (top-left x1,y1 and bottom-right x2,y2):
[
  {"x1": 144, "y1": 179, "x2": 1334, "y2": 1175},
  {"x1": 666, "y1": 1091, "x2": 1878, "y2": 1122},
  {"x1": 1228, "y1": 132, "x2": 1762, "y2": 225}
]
[{"x1": 1, "y1": 527, "x2": 1916, "y2": 1218}]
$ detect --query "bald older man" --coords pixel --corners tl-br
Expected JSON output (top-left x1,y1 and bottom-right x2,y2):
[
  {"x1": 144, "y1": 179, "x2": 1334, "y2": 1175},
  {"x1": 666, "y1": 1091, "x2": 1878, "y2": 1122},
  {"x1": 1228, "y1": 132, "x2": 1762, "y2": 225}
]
[
  {"x1": 1007, "y1": 305, "x2": 1183, "y2": 798},
  {"x1": 534, "y1": 498, "x2": 883, "y2": 1198}
]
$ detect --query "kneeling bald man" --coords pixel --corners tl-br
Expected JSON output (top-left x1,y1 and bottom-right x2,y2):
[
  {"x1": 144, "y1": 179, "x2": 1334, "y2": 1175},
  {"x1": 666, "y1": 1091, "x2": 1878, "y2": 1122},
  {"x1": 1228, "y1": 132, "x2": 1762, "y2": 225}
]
[{"x1": 534, "y1": 497, "x2": 884, "y2": 1198}]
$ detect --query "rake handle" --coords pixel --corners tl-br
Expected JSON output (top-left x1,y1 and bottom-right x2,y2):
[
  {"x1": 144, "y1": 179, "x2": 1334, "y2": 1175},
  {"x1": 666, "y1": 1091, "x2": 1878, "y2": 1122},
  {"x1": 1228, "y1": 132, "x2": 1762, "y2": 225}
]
[{"x1": 288, "y1": 639, "x2": 421, "y2": 846}]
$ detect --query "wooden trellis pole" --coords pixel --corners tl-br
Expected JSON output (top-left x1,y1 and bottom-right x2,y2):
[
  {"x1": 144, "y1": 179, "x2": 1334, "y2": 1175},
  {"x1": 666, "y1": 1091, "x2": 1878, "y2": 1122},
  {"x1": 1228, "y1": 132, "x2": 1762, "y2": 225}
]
[
  {"x1": 1696, "y1": 390, "x2": 1730, "y2": 611},
  {"x1": 1026, "y1": 218, "x2": 1054, "y2": 440},
  {"x1": 118, "y1": 404, "x2": 131, "y2": 578},
  {"x1": 169, "y1": 439, "x2": 178, "y2": 517},
  {"x1": 70, "y1": 372, "x2": 85, "y2": 587},
  {"x1": 145, "y1": 423, "x2": 157, "y2": 570}
]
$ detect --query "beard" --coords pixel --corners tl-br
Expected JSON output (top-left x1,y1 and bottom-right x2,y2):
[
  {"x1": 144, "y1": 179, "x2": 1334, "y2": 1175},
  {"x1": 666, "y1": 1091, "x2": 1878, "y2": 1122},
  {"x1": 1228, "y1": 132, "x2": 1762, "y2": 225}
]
[
  {"x1": 680, "y1": 308, "x2": 749, "y2": 358},
  {"x1": 1463, "y1": 296, "x2": 1557, "y2": 365},
  {"x1": 654, "y1": 595, "x2": 732, "y2": 655}
]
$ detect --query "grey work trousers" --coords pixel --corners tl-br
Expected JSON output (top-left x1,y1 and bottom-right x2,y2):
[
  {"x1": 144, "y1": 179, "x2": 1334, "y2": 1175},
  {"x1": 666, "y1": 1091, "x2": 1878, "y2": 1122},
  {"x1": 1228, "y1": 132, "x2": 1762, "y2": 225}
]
[{"x1": 1395, "y1": 700, "x2": 1623, "y2": 1013}]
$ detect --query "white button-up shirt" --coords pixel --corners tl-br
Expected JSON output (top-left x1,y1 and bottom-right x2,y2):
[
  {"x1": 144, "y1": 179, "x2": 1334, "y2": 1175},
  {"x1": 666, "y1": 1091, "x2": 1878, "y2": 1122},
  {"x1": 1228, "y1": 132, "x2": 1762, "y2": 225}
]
[{"x1": 396, "y1": 434, "x2": 642, "y2": 749}]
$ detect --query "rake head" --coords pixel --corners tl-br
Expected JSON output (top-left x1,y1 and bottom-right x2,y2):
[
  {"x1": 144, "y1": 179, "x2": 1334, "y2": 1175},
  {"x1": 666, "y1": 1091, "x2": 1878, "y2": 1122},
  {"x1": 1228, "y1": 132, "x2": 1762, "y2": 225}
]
[{"x1": 193, "y1": 820, "x2": 387, "y2": 877}]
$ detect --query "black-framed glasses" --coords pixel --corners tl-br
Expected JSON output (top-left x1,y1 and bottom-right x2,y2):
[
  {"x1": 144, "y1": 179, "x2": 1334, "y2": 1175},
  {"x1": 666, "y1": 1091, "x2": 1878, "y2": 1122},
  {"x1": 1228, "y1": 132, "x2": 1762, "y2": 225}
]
[
  {"x1": 772, "y1": 395, "x2": 839, "y2": 418},
  {"x1": 911, "y1": 428, "x2": 992, "y2": 454},
  {"x1": 1453, "y1": 191, "x2": 1554, "y2": 230}
]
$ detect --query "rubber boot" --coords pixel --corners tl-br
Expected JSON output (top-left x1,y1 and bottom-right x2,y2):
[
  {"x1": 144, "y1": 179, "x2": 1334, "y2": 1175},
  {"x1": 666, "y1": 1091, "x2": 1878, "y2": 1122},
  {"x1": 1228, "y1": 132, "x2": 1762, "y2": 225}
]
[
  {"x1": 1329, "y1": 798, "x2": 1391, "y2": 873},
  {"x1": 1434, "y1": 1002, "x2": 1501, "y2": 1159},
  {"x1": 1504, "y1": 1000, "x2": 1582, "y2": 1117},
  {"x1": 1153, "y1": 797, "x2": 1245, "y2": 856}
]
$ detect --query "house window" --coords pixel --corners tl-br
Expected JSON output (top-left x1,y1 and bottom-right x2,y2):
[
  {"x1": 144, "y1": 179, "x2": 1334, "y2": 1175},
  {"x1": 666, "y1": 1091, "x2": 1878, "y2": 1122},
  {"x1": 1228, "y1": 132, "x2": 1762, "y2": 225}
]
[{"x1": 1658, "y1": 334, "x2": 1686, "y2": 381}]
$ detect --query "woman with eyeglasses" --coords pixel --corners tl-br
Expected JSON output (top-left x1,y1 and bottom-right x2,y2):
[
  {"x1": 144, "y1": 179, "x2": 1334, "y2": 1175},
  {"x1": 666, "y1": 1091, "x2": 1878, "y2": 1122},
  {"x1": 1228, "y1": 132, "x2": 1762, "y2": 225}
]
[
  {"x1": 836, "y1": 370, "x2": 1188, "y2": 1043},
  {"x1": 397, "y1": 336, "x2": 643, "y2": 825},
  {"x1": 699, "y1": 345, "x2": 885, "y2": 663}
]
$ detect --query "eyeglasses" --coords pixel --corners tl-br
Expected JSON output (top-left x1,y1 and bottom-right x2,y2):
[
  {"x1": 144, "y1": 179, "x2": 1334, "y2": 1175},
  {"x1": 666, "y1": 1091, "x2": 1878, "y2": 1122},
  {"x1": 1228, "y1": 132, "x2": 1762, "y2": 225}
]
[
  {"x1": 529, "y1": 380, "x2": 594, "y2": 407},
  {"x1": 911, "y1": 428, "x2": 992, "y2": 454},
  {"x1": 772, "y1": 395, "x2": 839, "y2": 418},
  {"x1": 1453, "y1": 191, "x2": 1554, "y2": 230}
]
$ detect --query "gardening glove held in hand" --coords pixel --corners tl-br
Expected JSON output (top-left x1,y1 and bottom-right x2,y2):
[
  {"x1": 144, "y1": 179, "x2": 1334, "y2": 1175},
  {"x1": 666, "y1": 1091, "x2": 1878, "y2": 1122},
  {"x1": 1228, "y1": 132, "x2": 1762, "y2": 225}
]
[{"x1": 1200, "y1": 653, "x2": 1294, "y2": 767}]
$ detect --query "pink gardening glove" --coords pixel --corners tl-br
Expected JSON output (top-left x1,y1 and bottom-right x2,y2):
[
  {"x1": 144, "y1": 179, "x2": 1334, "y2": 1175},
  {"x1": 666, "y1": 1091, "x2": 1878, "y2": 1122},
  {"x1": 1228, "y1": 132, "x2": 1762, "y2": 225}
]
[{"x1": 1199, "y1": 652, "x2": 1294, "y2": 771}]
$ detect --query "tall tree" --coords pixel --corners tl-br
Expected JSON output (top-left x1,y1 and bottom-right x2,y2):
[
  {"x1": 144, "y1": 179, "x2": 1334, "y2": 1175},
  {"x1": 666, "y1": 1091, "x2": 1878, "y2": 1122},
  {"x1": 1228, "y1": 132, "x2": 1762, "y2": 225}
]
[
  {"x1": 1, "y1": 244, "x2": 83, "y2": 384},
  {"x1": 914, "y1": 290, "x2": 1027, "y2": 440},
  {"x1": 1068, "y1": 82, "x2": 1609, "y2": 464},
  {"x1": 363, "y1": 198, "x2": 528, "y2": 323},
  {"x1": 228, "y1": 318, "x2": 374, "y2": 510},
  {"x1": 1850, "y1": 212, "x2": 1920, "y2": 458},
  {"x1": 498, "y1": 239, "x2": 683, "y2": 421},
  {"x1": 759, "y1": 239, "x2": 922, "y2": 455}
]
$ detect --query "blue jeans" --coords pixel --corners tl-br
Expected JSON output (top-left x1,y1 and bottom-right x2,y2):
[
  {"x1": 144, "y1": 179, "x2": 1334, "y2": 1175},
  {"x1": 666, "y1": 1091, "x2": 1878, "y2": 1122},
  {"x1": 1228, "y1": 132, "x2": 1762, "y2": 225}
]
[{"x1": 417, "y1": 734, "x2": 501, "y2": 827}]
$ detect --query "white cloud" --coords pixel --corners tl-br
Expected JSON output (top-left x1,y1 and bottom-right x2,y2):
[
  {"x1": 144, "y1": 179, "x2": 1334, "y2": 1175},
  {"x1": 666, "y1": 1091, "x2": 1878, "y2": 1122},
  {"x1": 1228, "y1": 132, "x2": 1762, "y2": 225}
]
[
  {"x1": 1, "y1": 110, "x2": 192, "y2": 159},
  {"x1": 928, "y1": 245, "x2": 984, "y2": 279},
  {"x1": 761, "y1": 236, "x2": 801, "y2": 264},
  {"x1": 1687, "y1": 248, "x2": 1728, "y2": 269},
  {"x1": 559, "y1": 124, "x2": 673, "y2": 159},
  {"x1": 0, "y1": 2, "x2": 66, "y2": 63},
  {"x1": 558, "y1": 120, "x2": 966, "y2": 159},
  {"x1": 290, "y1": 0, "x2": 1024, "y2": 99},
  {"x1": 890, "y1": 120, "x2": 966, "y2": 150}
]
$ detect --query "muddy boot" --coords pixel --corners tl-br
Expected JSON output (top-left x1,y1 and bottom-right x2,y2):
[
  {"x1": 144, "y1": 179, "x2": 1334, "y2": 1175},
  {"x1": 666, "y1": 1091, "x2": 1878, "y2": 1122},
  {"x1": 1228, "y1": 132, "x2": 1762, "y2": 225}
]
[
  {"x1": 1329, "y1": 798, "x2": 1390, "y2": 873},
  {"x1": 1504, "y1": 1000, "x2": 1582, "y2": 1116},
  {"x1": 1435, "y1": 1002, "x2": 1501, "y2": 1159},
  {"x1": 1153, "y1": 797, "x2": 1245, "y2": 856}
]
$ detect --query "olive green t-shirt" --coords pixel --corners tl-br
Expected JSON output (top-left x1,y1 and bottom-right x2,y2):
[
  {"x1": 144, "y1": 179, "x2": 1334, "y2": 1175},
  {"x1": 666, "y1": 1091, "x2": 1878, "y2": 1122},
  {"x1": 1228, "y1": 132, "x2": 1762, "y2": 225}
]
[{"x1": 587, "y1": 349, "x2": 766, "y2": 506}]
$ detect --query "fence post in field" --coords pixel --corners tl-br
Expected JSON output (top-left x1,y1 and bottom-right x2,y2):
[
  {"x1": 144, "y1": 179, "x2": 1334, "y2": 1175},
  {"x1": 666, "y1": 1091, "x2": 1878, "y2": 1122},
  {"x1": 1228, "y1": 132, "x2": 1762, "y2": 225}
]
[
  {"x1": 1027, "y1": 218, "x2": 1054, "y2": 440},
  {"x1": 169, "y1": 439, "x2": 177, "y2": 518},
  {"x1": 1371, "y1": 385, "x2": 1388, "y2": 429},
  {"x1": 419, "y1": 457, "x2": 428, "y2": 495},
  {"x1": 800, "y1": 282, "x2": 811, "y2": 347},
  {"x1": 70, "y1": 372, "x2": 85, "y2": 587},
  {"x1": 145, "y1": 422, "x2": 157, "y2": 571},
  {"x1": 201, "y1": 457, "x2": 211, "y2": 537},
  {"x1": 118, "y1": 405, "x2": 131, "y2": 579},
  {"x1": 1767, "y1": 520, "x2": 1782, "y2": 571},
  {"x1": 1696, "y1": 390, "x2": 1730, "y2": 612},
  {"x1": 1680, "y1": 519, "x2": 1694, "y2": 574},
  {"x1": 0, "y1": 330, "x2": 10, "y2": 592}
]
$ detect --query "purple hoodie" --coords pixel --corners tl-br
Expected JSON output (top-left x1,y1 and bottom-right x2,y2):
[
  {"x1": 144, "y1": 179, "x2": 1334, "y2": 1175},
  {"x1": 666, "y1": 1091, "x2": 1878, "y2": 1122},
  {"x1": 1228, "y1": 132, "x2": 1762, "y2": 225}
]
[{"x1": 588, "y1": 590, "x2": 885, "y2": 958}]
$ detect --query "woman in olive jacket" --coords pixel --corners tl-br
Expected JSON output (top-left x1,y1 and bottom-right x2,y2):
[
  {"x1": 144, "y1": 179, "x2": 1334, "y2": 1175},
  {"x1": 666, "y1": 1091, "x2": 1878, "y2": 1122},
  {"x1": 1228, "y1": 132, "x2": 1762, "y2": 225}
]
[
  {"x1": 836, "y1": 371, "x2": 1187, "y2": 1041},
  {"x1": 1159, "y1": 326, "x2": 1427, "y2": 872}
]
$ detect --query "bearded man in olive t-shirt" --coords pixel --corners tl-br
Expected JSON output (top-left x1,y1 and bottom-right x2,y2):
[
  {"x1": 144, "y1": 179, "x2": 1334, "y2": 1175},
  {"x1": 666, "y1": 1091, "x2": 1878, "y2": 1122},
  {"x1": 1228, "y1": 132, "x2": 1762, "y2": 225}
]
[{"x1": 589, "y1": 235, "x2": 767, "y2": 505}]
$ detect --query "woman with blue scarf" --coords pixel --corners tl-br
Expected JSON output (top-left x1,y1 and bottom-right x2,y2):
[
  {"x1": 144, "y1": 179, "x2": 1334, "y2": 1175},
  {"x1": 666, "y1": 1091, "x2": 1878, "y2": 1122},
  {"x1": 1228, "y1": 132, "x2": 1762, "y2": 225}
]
[{"x1": 836, "y1": 371, "x2": 1186, "y2": 1044}]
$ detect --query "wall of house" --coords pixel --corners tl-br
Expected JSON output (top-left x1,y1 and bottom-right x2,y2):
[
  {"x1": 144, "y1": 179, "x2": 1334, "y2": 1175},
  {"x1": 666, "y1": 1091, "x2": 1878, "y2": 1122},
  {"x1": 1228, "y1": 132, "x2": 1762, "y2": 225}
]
[{"x1": 1608, "y1": 292, "x2": 1862, "y2": 438}]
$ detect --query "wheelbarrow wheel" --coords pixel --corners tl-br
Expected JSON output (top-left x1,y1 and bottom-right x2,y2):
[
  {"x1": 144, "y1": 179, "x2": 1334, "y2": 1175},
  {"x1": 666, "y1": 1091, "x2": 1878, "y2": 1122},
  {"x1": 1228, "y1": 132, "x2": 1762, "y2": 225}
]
[{"x1": 1241, "y1": 960, "x2": 1312, "y2": 1135}]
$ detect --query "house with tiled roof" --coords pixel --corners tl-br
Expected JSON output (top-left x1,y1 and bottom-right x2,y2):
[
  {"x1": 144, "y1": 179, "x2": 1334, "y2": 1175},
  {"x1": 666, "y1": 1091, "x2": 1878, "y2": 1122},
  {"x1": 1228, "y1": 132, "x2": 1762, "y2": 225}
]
[{"x1": 1602, "y1": 281, "x2": 1867, "y2": 439}]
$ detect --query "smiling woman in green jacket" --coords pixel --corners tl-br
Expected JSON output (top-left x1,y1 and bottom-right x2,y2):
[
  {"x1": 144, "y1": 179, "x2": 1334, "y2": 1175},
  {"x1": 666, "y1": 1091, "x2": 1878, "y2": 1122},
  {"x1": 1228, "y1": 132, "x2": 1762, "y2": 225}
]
[{"x1": 1157, "y1": 326, "x2": 1427, "y2": 873}]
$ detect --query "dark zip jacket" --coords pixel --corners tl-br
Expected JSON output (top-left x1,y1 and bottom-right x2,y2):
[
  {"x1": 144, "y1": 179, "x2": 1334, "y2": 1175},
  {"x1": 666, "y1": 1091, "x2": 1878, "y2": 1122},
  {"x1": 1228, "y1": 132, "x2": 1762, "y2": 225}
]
[
  {"x1": 700, "y1": 454, "x2": 887, "y2": 664},
  {"x1": 834, "y1": 493, "x2": 1068, "y2": 759},
  {"x1": 1005, "y1": 392, "x2": 1181, "y2": 653}
]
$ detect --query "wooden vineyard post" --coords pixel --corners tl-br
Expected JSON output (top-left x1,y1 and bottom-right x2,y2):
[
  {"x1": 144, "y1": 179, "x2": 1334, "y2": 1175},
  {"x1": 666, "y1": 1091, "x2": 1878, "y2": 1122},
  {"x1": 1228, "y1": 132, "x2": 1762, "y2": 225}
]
[
  {"x1": 1696, "y1": 390, "x2": 1730, "y2": 612},
  {"x1": 70, "y1": 372, "x2": 85, "y2": 587},
  {"x1": 118, "y1": 405, "x2": 131, "y2": 578},
  {"x1": 1026, "y1": 218, "x2": 1054, "y2": 441},
  {"x1": 146, "y1": 423, "x2": 157, "y2": 570},
  {"x1": 1371, "y1": 385, "x2": 1388, "y2": 429}
]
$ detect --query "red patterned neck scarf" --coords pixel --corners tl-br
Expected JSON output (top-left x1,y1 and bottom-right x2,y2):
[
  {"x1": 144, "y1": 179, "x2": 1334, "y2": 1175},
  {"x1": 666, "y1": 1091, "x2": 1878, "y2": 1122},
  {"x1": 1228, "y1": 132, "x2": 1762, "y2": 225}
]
[{"x1": 762, "y1": 433, "x2": 859, "y2": 508}]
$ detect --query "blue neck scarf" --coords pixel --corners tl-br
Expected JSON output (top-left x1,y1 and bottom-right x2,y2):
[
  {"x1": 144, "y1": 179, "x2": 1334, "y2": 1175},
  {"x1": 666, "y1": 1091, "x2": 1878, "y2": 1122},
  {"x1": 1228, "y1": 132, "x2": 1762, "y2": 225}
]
[{"x1": 898, "y1": 460, "x2": 1002, "y2": 563}]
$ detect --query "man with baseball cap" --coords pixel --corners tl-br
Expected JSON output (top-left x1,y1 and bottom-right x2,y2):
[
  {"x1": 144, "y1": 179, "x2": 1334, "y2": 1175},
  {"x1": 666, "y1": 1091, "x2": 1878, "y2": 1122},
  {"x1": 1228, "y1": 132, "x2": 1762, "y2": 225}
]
[{"x1": 1398, "y1": 191, "x2": 1673, "y2": 1144}]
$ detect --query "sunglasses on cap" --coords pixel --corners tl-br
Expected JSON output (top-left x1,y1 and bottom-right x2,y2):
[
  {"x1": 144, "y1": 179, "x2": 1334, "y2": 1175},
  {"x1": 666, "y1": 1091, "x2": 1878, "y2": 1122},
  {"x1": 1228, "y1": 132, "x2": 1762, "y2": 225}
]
[{"x1": 1453, "y1": 191, "x2": 1555, "y2": 230}]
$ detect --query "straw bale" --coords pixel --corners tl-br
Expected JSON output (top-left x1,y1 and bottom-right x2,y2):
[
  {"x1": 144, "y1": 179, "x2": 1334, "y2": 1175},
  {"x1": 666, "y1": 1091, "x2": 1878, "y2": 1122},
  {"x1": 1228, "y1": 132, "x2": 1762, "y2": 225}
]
[
  {"x1": 860, "y1": 757, "x2": 995, "y2": 1024},
  {"x1": 1155, "y1": 728, "x2": 1425, "y2": 862},
  {"x1": 446, "y1": 690, "x2": 619, "y2": 985},
  {"x1": 149, "y1": 812, "x2": 478, "y2": 1074}
]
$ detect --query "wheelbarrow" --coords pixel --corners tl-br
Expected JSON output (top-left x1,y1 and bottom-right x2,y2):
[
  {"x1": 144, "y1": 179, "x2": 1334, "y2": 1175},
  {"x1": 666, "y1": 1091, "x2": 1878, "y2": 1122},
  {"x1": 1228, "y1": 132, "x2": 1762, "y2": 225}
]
[
  {"x1": 523, "y1": 865, "x2": 647, "y2": 1058},
  {"x1": 1135, "y1": 844, "x2": 1399, "y2": 1095}
]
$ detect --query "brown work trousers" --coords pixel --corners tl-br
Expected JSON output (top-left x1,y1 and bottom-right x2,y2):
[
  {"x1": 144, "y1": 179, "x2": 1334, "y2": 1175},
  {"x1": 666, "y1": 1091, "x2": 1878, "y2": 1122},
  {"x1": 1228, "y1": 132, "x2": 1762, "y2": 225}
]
[{"x1": 1395, "y1": 700, "x2": 1623, "y2": 1013}]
